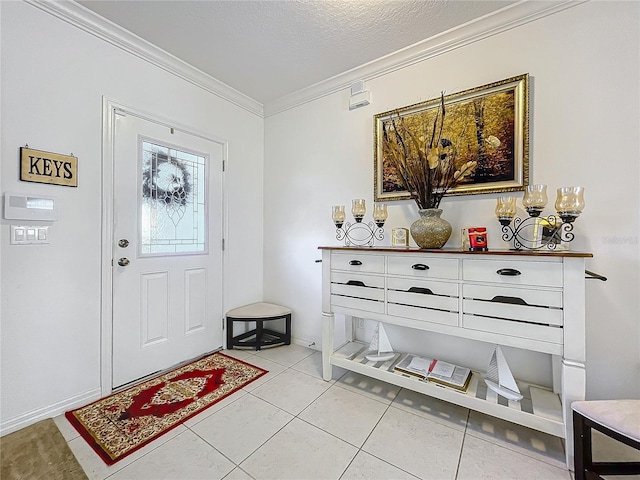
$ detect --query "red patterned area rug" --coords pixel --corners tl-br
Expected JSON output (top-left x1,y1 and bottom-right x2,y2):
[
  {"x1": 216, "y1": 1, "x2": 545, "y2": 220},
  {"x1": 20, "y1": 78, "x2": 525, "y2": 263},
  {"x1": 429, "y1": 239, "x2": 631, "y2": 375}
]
[{"x1": 65, "y1": 352, "x2": 266, "y2": 465}]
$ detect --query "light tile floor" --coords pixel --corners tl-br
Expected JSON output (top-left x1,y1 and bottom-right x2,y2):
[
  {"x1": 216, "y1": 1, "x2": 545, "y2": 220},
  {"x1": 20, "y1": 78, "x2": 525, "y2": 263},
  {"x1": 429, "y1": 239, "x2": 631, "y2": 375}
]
[{"x1": 53, "y1": 344, "x2": 637, "y2": 480}]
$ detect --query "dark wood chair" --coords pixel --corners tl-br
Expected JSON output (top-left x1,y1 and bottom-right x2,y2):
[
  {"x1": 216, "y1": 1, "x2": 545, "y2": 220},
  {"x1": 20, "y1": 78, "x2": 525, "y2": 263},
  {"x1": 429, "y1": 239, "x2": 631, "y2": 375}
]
[
  {"x1": 572, "y1": 400, "x2": 640, "y2": 480},
  {"x1": 226, "y1": 303, "x2": 291, "y2": 351}
]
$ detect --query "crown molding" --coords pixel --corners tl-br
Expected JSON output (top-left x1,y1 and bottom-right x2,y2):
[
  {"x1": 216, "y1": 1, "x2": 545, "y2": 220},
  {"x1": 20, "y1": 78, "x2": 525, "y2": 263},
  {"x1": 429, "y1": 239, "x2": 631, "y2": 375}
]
[
  {"x1": 24, "y1": 0, "x2": 586, "y2": 120},
  {"x1": 24, "y1": 0, "x2": 264, "y2": 117},
  {"x1": 263, "y1": 0, "x2": 587, "y2": 117}
]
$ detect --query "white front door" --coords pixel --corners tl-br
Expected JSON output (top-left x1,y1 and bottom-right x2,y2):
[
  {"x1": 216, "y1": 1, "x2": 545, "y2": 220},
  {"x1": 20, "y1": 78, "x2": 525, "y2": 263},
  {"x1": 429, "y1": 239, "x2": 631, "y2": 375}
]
[{"x1": 112, "y1": 112, "x2": 224, "y2": 389}]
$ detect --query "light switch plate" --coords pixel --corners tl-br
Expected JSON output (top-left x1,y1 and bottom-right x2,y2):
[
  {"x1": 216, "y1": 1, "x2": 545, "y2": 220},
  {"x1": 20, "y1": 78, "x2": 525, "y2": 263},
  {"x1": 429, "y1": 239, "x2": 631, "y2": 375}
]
[{"x1": 10, "y1": 225, "x2": 49, "y2": 245}]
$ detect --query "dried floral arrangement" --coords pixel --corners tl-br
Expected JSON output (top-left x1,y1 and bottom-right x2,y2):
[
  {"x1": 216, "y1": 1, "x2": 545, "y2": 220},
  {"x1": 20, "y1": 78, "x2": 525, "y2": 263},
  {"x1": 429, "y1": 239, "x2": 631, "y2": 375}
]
[{"x1": 382, "y1": 93, "x2": 478, "y2": 210}]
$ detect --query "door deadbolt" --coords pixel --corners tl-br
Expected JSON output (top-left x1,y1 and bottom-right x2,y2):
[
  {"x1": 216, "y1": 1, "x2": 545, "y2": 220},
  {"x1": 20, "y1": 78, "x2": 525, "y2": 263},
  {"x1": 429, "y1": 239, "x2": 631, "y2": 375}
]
[
  {"x1": 118, "y1": 239, "x2": 129, "y2": 248},
  {"x1": 117, "y1": 257, "x2": 130, "y2": 267}
]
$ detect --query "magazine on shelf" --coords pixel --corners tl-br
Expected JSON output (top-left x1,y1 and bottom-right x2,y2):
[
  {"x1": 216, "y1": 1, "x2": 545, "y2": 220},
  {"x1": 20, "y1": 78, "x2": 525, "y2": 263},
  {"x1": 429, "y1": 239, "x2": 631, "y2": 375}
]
[
  {"x1": 428, "y1": 360, "x2": 472, "y2": 392},
  {"x1": 393, "y1": 353, "x2": 434, "y2": 379},
  {"x1": 393, "y1": 354, "x2": 472, "y2": 392}
]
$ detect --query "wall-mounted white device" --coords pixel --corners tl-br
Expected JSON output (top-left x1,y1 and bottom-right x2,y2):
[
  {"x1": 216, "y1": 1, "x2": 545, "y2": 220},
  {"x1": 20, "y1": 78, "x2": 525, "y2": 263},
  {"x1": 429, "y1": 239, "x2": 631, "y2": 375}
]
[
  {"x1": 4, "y1": 193, "x2": 57, "y2": 221},
  {"x1": 349, "y1": 80, "x2": 371, "y2": 110}
]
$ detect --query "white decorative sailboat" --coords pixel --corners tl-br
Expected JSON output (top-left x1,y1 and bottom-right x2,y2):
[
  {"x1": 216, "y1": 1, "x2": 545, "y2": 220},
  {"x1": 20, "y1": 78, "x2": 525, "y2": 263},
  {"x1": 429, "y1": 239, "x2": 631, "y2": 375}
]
[
  {"x1": 365, "y1": 322, "x2": 395, "y2": 362},
  {"x1": 484, "y1": 345, "x2": 523, "y2": 401}
]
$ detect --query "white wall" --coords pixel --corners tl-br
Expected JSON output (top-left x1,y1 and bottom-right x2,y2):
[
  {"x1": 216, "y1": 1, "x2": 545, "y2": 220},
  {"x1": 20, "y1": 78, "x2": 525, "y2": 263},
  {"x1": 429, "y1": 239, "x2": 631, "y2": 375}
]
[
  {"x1": 264, "y1": 1, "x2": 640, "y2": 398},
  {"x1": 1, "y1": 0, "x2": 638, "y2": 434},
  {"x1": 0, "y1": 1, "x2": 264, "y2": 431}
]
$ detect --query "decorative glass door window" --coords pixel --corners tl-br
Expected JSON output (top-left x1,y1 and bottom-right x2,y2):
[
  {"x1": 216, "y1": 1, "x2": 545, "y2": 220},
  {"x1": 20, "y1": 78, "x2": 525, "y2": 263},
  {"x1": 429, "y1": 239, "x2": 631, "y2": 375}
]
[{"x1": 140, "y1": 139, "x2": 207, "y2": 255}]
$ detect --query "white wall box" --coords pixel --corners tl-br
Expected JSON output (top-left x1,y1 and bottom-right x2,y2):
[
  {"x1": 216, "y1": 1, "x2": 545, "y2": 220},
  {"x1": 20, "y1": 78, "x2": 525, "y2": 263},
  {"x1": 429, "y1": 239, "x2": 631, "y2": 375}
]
[
  {"x1": 319, "y1": 246, "x2": 592, "y2": 469},
  {"x1": 4, "y1": 193, "x2": 57, "y2": 221}
]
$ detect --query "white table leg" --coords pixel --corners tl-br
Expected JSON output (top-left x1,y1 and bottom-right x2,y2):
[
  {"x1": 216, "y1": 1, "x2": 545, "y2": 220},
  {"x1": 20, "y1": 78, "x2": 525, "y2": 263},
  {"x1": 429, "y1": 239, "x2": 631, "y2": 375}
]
[
  {"x1": 322, "y1": 312, "x2": 334, "y2": 381},
  {"x1": 562, "y1": 359, "x2": 586, "y2": 470}
]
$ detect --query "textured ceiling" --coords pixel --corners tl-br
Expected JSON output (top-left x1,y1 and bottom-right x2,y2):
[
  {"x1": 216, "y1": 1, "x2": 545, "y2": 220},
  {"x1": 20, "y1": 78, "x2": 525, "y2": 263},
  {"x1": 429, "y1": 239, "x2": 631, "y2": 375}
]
[{"x1": 77, "y1": 0, "x2": 516, "y2": 104}]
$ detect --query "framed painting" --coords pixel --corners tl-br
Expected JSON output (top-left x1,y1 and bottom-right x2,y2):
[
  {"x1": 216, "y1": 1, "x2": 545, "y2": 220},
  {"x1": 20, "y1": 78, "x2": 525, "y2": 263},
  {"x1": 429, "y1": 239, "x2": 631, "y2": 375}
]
[{"x1": 374, "y1": 74, "x2": 529, "y2": 202}]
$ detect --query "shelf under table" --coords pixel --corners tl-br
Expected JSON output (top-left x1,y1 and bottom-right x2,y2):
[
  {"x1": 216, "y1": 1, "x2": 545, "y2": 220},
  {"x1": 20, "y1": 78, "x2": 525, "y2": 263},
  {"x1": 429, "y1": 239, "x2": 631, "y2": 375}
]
[{"x1": 331, "y1": 341, "x2": 565, "y2": 438}]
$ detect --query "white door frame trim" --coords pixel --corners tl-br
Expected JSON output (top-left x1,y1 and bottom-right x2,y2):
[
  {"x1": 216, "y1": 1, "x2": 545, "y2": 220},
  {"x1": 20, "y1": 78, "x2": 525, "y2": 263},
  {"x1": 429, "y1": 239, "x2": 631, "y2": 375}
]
[{"x1": 100, "y1": 97, "x2": 229, "y2": 396}]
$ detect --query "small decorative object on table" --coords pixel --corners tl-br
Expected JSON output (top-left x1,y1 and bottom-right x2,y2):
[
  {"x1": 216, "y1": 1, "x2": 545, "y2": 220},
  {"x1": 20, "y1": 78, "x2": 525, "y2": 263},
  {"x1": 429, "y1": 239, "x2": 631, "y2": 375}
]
[
  {"x1": 497, "y1": 185, "x2": 585, "y2": 250},
  {"x1": 391, "y1": 227, "x2": 409, "y2": 247},
  {"x1": 381, "y1": 93, "x2": 478, "y2": 248},
  {"x1": 332, "y1": 199, "x2": 387, "y2": 247},
  {"x1": 467, "y1": 227, "x2": 488, "y2": 251}
]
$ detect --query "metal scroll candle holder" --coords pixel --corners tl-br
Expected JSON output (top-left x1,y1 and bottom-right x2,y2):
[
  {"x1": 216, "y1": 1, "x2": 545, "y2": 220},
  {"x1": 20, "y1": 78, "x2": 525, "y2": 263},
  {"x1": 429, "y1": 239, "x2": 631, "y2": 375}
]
[
  {"x1": 332, "y1": 200, "x2": 387, "y2": 247},
  {"x1": 496, "y1": 186, "x2": 585, "y2": 251}
]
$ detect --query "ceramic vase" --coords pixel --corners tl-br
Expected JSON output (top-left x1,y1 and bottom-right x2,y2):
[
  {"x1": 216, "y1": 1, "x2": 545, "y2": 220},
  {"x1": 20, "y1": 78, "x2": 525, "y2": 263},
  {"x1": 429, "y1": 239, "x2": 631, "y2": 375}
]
[{"x1": 410, "y1": 208, "x2": 452, "y2": 249}]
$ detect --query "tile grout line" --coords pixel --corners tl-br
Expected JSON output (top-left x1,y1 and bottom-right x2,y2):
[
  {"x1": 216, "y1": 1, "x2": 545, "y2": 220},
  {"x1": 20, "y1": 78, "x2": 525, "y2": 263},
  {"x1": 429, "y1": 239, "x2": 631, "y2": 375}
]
[
  {"x1": 337, "y1": 389, "x2": 398, "y2": 480},
  {"x1": 230, "y1": 357, "x2": 344, "y2": 478},
  {"x1": 186, "y1": 397, "x2": 283, "y2": 479},
  {"x1": 453, "y1": 408, "x2": 472, "y2": 480},
  {"x1": 248, "y1": 357, "x2": 400, "y2": 479},
  {"x1": 204, "y1": 353, "x2": 332, "y2": 477},
  {"x1": 195, "y1": 352, "x2": 313, "y2": 475},
  {"x1": 293, "y1": 369, "x2": 406, "y2": 480}
]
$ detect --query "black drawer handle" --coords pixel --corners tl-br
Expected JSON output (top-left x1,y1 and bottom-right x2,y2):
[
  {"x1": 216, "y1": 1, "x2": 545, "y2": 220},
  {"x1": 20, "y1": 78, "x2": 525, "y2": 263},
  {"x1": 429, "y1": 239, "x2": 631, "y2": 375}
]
[
  {"x1": 346, "y1": 280, "x2": 367, "y2": 287},
  {"x1": 408, "y1": 287, "x2": 434, "y2": 295},
  {"x1": 412, "y1": 264, "x2": 429, "y2": 270},
  {"x1": 349, "y1": 260, "x2": 363, "y2": 266},
  {"x1": 490, "y1": 295, "x2": 528, "y2": 306},
  {"x1": 496, "y1": 268, "x2": 522, "y2": 276}
]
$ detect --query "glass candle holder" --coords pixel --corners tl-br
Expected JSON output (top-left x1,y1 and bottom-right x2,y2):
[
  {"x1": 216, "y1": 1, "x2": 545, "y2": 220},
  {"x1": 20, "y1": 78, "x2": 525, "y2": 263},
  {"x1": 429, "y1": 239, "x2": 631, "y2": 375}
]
[
  {"x1": 555, "y1": 186, "x2": 585, "y2": 223},
  {"x1": 332, "y1": 205, "x2": 346, "y2": 228},
  {"x1": 351, "y1": 199, "x2": 366, "y2": 223},
  {"x1": 495, "y1": 196, "x2": 516, "y2": 225},
  {"x1": 522, "y1": 184, "x2": 548, "y2": 217},
  {"x1": 373, "y1": 203, "x2": 388, "y2": 227}
]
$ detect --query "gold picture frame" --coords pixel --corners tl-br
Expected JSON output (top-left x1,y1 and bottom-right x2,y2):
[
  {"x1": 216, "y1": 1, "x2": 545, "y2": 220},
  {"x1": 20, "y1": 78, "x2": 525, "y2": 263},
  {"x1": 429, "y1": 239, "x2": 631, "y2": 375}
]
[{"x1": 374, "y1": 74, "x2": 529, "y2": 202}]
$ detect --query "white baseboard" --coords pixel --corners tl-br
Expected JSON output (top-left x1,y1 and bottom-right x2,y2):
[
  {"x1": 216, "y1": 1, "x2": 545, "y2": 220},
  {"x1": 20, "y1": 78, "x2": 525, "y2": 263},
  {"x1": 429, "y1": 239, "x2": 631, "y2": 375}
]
[
  {"x1": 0, "y1": 387, "x2": 101, "y2": 436},
  {"x1": 292, "y1": 336, "x2": 320, "y2": 351}
]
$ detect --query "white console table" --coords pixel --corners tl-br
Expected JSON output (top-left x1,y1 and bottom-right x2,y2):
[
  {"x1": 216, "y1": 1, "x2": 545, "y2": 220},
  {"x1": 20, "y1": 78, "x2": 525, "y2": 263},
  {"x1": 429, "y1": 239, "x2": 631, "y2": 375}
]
[{"x1": 319, "y1": 246, "x2": 592, "y2": 468}]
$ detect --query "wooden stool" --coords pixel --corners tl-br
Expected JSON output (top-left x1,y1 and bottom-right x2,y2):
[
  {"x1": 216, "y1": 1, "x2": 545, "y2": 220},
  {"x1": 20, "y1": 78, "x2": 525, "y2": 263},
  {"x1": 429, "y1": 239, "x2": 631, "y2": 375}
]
[
  {"x1": 226, "y1": 303, "x2": 291, "y2": 351},
  {"x1": 572, "y1": 400, "x2": 640, "y2": 479}
]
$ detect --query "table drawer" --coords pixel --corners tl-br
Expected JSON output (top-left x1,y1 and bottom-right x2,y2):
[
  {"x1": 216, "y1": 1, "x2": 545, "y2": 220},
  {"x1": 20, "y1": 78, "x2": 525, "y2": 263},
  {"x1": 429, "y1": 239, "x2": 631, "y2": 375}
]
[
  {"x1": 388, "y1": 303, "x2": 458, "y2": 326},
  {"x1": 462, "y1": 284, "x2": 562, "y2": 326},
  {"x1": 463, "y1": 314, "x2": 563, "y2": 345},
  {"x1": 463, "y1": 259, "x2": 563, "y2": 287},
  {"x1": 330, "y1": 272, "x2": 384, "y2": 301},
  {"x1": 331, "y1": 294, "x2": 385, "y2": 314},
  {"x1": 330, "y1": 271, "x2": 384, "y2": 314},
  {"x1": 387, "y1": 255, "x2": 459, "y2": 279},
  {"x1": 387, "y1": 277, "x2": 458, "y2": 311},
  {"x1": 331, "y1": 252, "x2": 385, "y2": 274}
]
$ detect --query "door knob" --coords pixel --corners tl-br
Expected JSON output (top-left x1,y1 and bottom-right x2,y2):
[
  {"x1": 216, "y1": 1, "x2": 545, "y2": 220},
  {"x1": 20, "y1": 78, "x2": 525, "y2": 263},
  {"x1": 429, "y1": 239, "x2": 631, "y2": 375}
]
[
  {"x1": 118, "y1": 239, "x2": 129, "y2": 248},
  {"x1": 118, "y1": 257, "x2": 130, "y2": 267}
]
